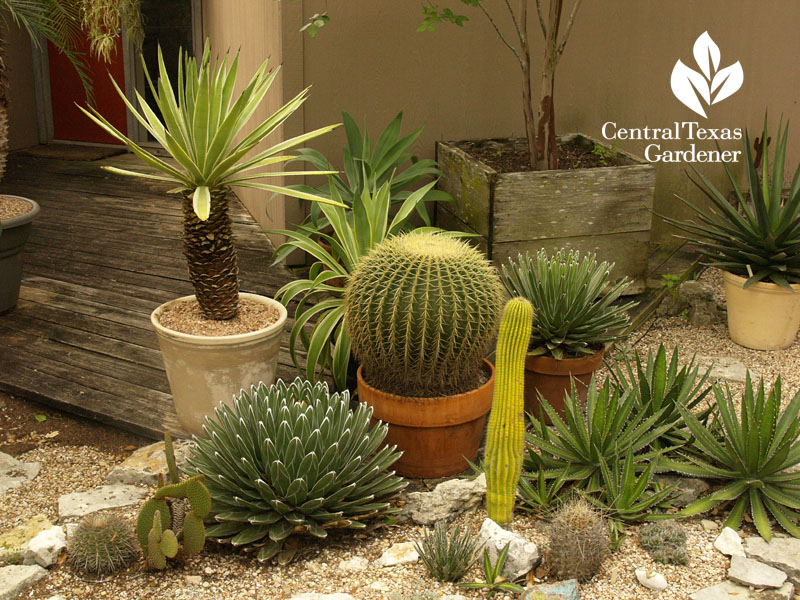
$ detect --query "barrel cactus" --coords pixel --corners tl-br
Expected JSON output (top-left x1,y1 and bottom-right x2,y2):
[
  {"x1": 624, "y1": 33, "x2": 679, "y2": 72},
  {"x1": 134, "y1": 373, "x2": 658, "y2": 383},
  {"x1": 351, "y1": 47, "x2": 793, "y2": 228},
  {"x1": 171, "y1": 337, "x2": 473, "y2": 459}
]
[
  {"x1": 345, "y1": 232, "x2": 504, "y2": 397},
  {"x1": 187, "y1": 378, "x2": 406, "y2": 564}
]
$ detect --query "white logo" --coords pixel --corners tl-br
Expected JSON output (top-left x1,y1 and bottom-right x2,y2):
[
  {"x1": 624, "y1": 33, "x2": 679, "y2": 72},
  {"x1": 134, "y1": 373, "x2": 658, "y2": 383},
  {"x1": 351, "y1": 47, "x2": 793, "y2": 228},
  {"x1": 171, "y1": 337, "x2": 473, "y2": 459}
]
[{"x1": 671, "y1": 32, "x2": 743, "y2": 118}]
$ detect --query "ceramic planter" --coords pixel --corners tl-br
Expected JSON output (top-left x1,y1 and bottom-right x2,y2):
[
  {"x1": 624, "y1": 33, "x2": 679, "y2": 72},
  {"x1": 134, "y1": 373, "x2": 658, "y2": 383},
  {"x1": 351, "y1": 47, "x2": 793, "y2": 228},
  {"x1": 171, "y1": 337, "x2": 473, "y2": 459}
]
[
  {"x1": 0, "y1": 195, "x2": 39, "y2": 313},
  {"x1": 436, "y1": 135, "x2": 655, "y2": 294},
  {"x1": 524, "y1": 348, "x2": 606, "y2": 423},
  {"x1": 356, "y1": 359, "x2": 495, "y2": 478},
  {"x1": 723, "y1": 271, "x2": 800, "y2": 350},
  {"x1": 151, "y1": 292, "x2": 287, "y2": 435}
]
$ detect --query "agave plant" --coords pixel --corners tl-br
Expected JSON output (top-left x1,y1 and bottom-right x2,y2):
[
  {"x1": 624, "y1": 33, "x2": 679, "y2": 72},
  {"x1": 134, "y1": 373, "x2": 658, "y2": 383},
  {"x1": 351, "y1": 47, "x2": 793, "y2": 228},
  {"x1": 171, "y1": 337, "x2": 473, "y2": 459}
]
[
  {"x1": 500, "y1": 249, "x2": 635, "y2": 359},
  {"x1": 78, "y1": 41, "x2": 341, "y2": 320},
  {"x1": 275, "y1": 109, "x2": 451, "y2": 248},
  {"x1": 187, "y1": 378, "x2": 406, "y2": 563},
  {"x1": 609, "y1": 344, "x2": 713, "y2": 449},
  {"x1": 269, "y1": 180, "x2": 461, "y2": 390},
  {"x1": 517, "y1": 467, "x2": 571, "y2": 514},
  {"x1": 664, "y1": 116, "x2": 800, "y2": 289},
  {"x1": 664, "y1": 374, "x2": 800, "y2": 541},
  {"x1": 524, "y1": 378, "x2": 673, "y2": 492}
]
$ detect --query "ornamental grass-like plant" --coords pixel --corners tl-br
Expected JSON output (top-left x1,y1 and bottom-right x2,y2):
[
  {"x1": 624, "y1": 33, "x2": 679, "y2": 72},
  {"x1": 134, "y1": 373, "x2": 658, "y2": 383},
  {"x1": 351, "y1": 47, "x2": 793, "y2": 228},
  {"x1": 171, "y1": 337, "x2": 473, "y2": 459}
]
[
  {"x1": 187, "y1": 379, "x2": 406, "y2": 563},
  {"x1": 415, "y1": 521, "x2": 482, "y2": 583},
  {"x1": 664, "y1": 374, "x2": 800, "y2": 541},
  {"x1": 664, "y1": 116, "x2": 800, "y2": 289},
  {"x1": 609, "y1": 344, "x2": 713, "y2": 449},
  {"x1": 459, "y1": 543, "x2": 525, "y2": 596},
  {"x1": 500, "y1": 249, "x2": 634, "y2": 359},
  {"x1": 78, "y1": 40, "x2": 341, "y2": 320}
]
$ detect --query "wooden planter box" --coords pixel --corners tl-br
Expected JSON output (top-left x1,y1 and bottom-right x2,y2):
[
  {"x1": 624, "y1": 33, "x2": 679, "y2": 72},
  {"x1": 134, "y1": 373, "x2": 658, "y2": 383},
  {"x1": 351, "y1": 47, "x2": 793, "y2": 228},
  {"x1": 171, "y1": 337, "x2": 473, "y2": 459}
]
[{"x1": 435, "y1": 134, "x2": 656, "y2": 294}]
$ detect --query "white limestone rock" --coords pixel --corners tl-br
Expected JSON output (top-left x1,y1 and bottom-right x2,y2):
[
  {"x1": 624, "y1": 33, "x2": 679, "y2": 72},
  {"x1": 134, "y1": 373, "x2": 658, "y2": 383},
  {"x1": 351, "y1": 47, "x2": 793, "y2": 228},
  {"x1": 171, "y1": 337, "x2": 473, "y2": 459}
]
[{"x1": 23, "y1": 526, "x2": 65, "y2": 568}]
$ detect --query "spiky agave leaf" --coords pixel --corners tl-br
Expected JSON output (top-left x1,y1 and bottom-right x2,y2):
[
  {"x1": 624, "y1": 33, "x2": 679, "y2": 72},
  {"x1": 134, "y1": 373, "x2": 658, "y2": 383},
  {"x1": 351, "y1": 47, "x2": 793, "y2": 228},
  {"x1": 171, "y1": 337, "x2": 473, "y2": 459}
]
[
  {"x1": 663, "y1": 374, "x2": 800, "y2": 541},
  {"x1": 187, "y1": 379, "x2": 406, "y2": 562},
  {"x1": 415, "y1": 521, "x2": 481, "y2": 582}
]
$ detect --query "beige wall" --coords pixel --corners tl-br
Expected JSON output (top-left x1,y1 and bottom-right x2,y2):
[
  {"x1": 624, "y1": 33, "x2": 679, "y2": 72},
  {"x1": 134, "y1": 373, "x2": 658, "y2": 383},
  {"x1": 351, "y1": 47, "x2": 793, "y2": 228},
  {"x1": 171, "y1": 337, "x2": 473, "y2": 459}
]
[
  {"x1": 5, "y1": 22, "x2": 40, "y2": 150},
  {"x1": 291, "y1": 0, "x2": 800, "y2": 247}
]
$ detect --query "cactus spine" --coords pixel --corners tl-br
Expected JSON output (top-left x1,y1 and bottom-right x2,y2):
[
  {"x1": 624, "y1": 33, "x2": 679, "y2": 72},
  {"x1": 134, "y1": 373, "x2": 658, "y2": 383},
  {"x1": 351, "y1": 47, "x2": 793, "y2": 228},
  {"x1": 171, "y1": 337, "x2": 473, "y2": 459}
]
[{"x1": 485, "y1": 297, "x2": 533, "y2": 524}]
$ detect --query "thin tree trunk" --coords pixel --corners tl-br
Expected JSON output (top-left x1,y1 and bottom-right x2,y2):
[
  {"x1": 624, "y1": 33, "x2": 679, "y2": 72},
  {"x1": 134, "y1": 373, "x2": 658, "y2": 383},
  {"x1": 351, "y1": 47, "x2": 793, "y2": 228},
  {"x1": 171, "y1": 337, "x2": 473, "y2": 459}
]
[
  {"x1": 519, "y1": 1, "x2": 537, "y2": 169},
  {"x1": 0, "y1": 36, "x2": 9, "y2": 183},
  {"x1": 535, "y1": 0, "x2": 562, "y2": 170},
  {"x1": 181, "y1": 191, "x2": 240, "y2": 320}
]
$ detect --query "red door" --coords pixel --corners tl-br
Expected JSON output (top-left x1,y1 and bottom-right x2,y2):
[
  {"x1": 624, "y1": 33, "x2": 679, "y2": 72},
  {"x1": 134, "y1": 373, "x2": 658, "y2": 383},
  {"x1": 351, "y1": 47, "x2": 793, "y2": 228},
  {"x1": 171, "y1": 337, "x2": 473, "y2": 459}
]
[{"x1": 48, "y1": 36, "x2": 127, "y2": 144}]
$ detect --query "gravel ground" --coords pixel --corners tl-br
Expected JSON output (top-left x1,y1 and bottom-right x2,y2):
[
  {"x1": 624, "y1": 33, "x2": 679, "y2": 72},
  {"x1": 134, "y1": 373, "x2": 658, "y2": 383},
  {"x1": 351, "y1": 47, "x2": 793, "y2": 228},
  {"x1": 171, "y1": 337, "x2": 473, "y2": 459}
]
[{"x1": 3, "y1": 268, "x2": 796, "y2": 599}]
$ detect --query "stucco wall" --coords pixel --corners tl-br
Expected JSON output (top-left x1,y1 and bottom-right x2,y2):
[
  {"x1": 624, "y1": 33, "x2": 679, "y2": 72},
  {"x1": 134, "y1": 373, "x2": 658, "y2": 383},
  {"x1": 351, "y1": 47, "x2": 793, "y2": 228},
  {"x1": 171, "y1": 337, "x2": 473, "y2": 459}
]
[
  {"x1": 5, "y1": 22, "x2": 40, "y2": 150},
  {"x1": 291, "y1": 0, "x2": 800, "y2": 247}
]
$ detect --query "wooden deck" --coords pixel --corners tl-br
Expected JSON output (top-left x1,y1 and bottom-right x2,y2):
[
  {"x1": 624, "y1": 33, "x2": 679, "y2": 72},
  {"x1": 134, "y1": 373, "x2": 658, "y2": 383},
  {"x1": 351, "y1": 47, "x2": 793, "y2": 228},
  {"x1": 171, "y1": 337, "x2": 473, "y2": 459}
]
[{"x1": 0, "y1": 151, "x2": 303, "y2": 439}]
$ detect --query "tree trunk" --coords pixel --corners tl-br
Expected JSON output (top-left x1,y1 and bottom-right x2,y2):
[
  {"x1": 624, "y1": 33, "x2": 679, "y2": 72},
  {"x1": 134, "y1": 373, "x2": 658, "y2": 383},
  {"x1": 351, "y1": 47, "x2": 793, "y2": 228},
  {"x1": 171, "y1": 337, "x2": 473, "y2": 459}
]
[
  {"x1": 520, "y1": 1, "x2": 537, "y2": 169},
  {"x1": 535, "y1": 0, "x2": 562, "y2": 170},
  {"x1": 0, "y1": 37, "x2": 9, "y2": 183},
  {"x1": 181, "y1": 191, "x2": 240, "y2": 320}
]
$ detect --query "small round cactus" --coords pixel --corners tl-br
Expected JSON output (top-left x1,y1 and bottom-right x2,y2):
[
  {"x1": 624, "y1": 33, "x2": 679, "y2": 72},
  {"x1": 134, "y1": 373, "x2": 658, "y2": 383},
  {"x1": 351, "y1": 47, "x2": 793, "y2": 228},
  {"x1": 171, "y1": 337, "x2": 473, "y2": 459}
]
[
  {"x1": 68, "y1": 514, "x2": 138, "y2": 575},
  {"x1": 345, "y1": 232, "x2": 504, "y2": 397},
  {"x1": 639, "y1": 522, "x2": 688, "y2": 565},
  {"x1": 547, "y1": 498, "x2": 609, "y2": 582}
]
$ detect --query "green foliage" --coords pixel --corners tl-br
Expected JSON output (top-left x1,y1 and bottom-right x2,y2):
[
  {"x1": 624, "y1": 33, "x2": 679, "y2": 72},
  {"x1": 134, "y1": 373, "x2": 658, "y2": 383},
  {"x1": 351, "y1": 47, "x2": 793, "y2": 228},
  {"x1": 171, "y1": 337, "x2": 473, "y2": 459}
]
[
  {"x1": 78, "y1": 39, "x2": 341, "y2": 222},
  {"x1": 345, "y1": 232, "x2": 504, "y2": 397},
  {"x1": 500, "y1": 249, "x2": 634, "y2": 359},
  {"x1": 591, "y1": 141, "x2": 618, "y2": 166},
  {"x1": 414, "y1": 521, "x2": 481, "y2": 582},
  {"x1": 486, "y1": 298, "x2": 533, "y2": 524},
  {"x1": 300, "y1": 11, "x2": 329, "y2": 37},
  {"x1": 525, "y1": 378, "x2": 672, "y2": 492},
  {"x1": 609, "y1": 344, "x2": 713, "y2": 449},
  {"x1": 664, "y1": 374, "x2": 800, "y2": 541},
  {"x1": 270, "y1": 178, "x2": 459, "y2": 390},
  {"x1": 639, "y1": 522, "x2": 688, "y2": 565},
  {"x1": 660, "y1": 273, "x2": 682, "y2": 300},
  {"x1": 547, "y1": 498, "x2": 609, "y2": 583},
  {"x1": 517, "y1": 467, "x2": 571, "y2": 515},
  {"x1": 187, "y1": 379, "x2": 406, "y2": 563},
  {"x1": 79, "y1": 0, "x2": 143, "y2": 61},
  {"x1": 459, "y1": 542, "x2": 525, "y2": 596},
  {"x1": 67, "y1": 514, "x2": 138, "y2": 575},
  {"x1": 664, "y1": 116, "x2": 800, "y2": 289}
]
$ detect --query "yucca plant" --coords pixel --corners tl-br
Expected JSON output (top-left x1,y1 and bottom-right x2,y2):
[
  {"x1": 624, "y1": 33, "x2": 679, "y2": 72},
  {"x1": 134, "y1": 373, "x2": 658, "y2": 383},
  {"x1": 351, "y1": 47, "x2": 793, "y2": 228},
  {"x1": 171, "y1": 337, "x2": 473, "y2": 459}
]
[
  {"x1": 609, "y1": 344, "x2": 713, "y2": 450},
  {"x1": 78, "y1": 40, "x2": 341, "y2": 320},
  {"x1": 524, "y1": 378, "x2": 673, "y2": 492},
  {"x1": 269, "y1": 180, "x2": 460, "y2": 390},
  {"x1": 276, "y1": 109, "x2": 451, "y2": 245},
  {"x1": 500, "y1": 249, "x2": 635, "y2": 359},
  {"x1": 415, "y1": 521, "x2": 482, "y2": 583},
  {"x1": 663, "y1": 374, "x2": 800, "y2": 541},
  {"x1": 187, "y1": 378, "x2": 406, "y2": 564},
  {"x1": 664, "y1": 116, "x2": 800, "y2": 289}
]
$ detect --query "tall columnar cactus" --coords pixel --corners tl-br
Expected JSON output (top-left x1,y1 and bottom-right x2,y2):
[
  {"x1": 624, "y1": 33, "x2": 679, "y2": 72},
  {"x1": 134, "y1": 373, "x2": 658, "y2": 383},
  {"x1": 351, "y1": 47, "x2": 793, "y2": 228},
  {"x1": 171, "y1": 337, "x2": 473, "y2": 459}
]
[
  {"x1": 345, "y1": 232, "x2": 504, "y2": 397},
  {"x1": 485, "y1": 297, "x2": 533, "y2": 524}
]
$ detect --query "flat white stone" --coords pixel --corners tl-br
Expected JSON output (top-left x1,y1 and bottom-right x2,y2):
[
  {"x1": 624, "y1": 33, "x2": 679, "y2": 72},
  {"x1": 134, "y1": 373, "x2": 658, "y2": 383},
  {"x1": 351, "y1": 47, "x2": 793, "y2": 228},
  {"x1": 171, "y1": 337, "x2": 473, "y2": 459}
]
[
  {"x1": 0, "y1": 515, "x2": 52, "y2": 565},
  {"x1": 377, "y1": 542, "x2": 419, "y2": 567},
  {"x1": 635, "y1": 567, "x2": 668, "y2": 591},
  {"x1": 728, "y1": 555, "x2": 787, "y2": 589},
  {"x1": 0, "y1": 453, "x2": 40, "y2": 495},
  {"x1": 0, "y1": 564, "x2": 47, "y2": 600},
  {"x1": 105, "y1": 440, "x2": 194, "y2": 486},
  {"x1": 23, "y1": 526, "x2": 66, "y2": 568},
  {"x1": 401, "y1": 473, "x2": 486, "y2": 525},
  {"x1": 338, "y1": 557, "x2": 369, "y2": 572},
  {"x1": 744, "y1": 536, "x2": 800, "y2": 586},
  {"x1": 714, "y1": 527, "x2": 746, "y2": 557},
  {"x1": 477, "y1": 518, "x2": 541, "y2": 580},
  {"x1": 701, "y1": 520, "x2": 720, "y2": 532},
  {"x1": 58, "y1": 485, "x2": 147, "y2": 521}
]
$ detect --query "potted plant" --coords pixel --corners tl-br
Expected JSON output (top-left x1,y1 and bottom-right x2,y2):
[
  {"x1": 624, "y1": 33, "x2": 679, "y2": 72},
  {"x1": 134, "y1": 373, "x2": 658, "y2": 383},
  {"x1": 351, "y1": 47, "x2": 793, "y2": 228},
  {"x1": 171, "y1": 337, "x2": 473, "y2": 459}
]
[
  {"x1": 421, "y1": 1, "x2": 655, "y2": 289},
  {"x1": 666, "y1": 117, "x2": 800, "y2": 350},
  {"x1": 499, "y1": 249, "x2": 634, "y2": 421},
  {"x1": 78, "y1": 42, "x2": 342, "y2": 435},
  {"x1": 0, "y1": 195, "x2": 39, "y2": 312},
  {"x1": 344, "y1": 231, "x2": 504, "y2": 478}
]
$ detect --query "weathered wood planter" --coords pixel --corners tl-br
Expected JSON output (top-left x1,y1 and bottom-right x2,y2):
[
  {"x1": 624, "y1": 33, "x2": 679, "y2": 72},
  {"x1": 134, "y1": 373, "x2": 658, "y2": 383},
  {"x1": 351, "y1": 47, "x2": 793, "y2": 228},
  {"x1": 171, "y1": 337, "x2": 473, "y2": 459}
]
[{"x1": 435, "y1": 134, "x2": 656, "y2": 293}]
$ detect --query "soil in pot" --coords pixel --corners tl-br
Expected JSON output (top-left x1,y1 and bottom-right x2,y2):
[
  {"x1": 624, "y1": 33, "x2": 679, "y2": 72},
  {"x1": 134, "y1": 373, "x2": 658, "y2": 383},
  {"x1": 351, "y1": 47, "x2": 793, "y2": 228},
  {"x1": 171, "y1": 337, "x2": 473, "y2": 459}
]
[
  {"x1": 524, "y1": 348, "x2": 606, "y2": 424},
  {"x1": 0, "y1": 195, "x2": 35, "y2": 220},
  {"x1": 156, "y1": 297, "x2": 280, "y2": 335},
  {"x1": 356, "y1": 360, "x2": 494, "y2": 479}
]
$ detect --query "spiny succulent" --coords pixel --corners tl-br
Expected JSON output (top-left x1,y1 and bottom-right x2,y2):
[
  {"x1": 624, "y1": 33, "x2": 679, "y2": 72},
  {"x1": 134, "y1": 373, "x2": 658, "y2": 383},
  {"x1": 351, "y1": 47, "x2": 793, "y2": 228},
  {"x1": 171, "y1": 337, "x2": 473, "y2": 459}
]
[
  {"x1": 415, "y1": 521, "x2": 482, "y2": 582},
  {"x1": 547, "y1": 497, "x2": 609, "y2": 582},
  {"x1": 345, "y1": 232, "x2": 503, "y2": 397},
  {"x1": 67, "y1": 513, "x2": 138, "y2": 575},
  {"x1": 639, "y1": 522, "x2": 688, "y2": 565},
  {"x1": 187, "y1": 378, "x2": 406, "y2": 564}
]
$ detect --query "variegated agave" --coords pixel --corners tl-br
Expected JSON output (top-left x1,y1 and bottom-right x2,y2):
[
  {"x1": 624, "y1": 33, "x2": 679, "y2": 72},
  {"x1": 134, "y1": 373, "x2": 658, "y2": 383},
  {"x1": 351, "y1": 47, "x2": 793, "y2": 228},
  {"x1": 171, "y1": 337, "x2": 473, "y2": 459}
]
[{"x1": 187, "y1": 378, "x2": 406, "y2": 563}]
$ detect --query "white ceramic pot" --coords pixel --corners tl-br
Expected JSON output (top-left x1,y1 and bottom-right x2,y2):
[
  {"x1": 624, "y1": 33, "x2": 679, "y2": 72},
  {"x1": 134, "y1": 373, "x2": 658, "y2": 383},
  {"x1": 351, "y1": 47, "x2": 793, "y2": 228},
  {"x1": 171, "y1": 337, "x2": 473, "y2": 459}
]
[
  {"x1": 723, "y1": 271, "x2": 800, "y2": 350},
  {"x1": 151, "y1": 292, "x2": 287, "y2": 435}
]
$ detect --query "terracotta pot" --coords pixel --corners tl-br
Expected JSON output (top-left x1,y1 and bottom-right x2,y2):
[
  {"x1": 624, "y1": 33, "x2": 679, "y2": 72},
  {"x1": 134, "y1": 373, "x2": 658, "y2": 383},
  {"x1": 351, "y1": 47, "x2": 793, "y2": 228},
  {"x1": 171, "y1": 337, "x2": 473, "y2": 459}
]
[
  {"x1": 356, "y1": 360, "x2": 494, "y2": 478},
  {"x1": 151, "y1": 293, "x2": 287, "y2": 435},
  {"x1": 0, "y1": 195, "x2": 39, "y2": 313},
  {"x1": 524, "y1": 348, "x2": 605, "y2": 423},
  {"x1": 723, "y1": 271, "x2": 800, "y2": 350}
]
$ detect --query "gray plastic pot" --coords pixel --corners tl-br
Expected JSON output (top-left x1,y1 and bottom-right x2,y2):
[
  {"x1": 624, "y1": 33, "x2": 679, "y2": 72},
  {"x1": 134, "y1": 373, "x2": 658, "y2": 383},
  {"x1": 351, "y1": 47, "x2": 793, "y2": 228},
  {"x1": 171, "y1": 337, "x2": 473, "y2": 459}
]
[{"x1": 0, "y1": 195, "x2": 39, "y2": 313}]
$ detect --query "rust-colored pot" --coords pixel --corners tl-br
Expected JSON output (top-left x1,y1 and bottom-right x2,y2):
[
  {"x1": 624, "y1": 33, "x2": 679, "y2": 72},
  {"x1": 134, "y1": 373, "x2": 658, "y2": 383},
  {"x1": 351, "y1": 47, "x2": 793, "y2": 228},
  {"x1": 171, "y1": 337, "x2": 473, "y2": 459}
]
[
  {"x1": 356, "y1": 360, "x2": 495, "y2": 478},
  {"x1": 524, "y1": 348, "x2": 605, "y2": 423}
]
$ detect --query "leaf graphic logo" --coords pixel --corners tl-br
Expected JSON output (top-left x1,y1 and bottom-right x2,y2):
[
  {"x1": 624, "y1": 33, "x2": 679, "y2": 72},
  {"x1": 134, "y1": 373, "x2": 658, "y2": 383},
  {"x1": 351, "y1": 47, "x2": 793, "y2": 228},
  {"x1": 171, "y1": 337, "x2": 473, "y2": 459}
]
[{"x1": 671, "y1": 32, "x2": 743, "y2": 118}]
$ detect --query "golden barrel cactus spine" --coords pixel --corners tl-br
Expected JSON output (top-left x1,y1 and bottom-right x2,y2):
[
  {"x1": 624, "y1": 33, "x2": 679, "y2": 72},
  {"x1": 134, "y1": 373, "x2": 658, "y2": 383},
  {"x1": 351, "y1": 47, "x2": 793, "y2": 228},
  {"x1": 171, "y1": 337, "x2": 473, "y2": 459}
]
[{"x1": 485, "y1": 297, "x2": 533, "y2": 524}]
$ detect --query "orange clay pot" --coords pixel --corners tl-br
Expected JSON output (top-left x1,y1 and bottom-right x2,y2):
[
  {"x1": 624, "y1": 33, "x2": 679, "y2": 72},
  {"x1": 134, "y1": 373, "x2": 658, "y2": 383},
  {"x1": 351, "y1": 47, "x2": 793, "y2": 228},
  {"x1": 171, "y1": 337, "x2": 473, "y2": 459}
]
[{"x1": 356, "y1": 360, "x2": 494, "y2": 478}]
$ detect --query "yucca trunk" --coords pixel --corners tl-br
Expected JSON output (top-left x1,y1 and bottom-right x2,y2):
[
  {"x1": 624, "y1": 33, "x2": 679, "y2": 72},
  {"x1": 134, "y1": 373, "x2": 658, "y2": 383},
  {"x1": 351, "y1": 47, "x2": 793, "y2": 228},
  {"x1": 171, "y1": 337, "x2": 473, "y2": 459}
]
[{"x1": 181, "y1": 191, "x2": 239, "y2": 320}]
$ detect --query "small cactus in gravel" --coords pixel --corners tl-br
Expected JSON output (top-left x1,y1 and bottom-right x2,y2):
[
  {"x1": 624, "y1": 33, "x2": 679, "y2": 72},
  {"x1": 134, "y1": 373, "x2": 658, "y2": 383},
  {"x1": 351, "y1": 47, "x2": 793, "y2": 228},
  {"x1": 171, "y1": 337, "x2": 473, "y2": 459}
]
[
  {"x1": 67, "y1": 513, "x2": 138, "y2": 575},
  {"x1": 639, "y1": 522, "x2": 688, "y2": 565},
  {"x1": 547, "y1": 497, "x2": 609, "y2": 582}
]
